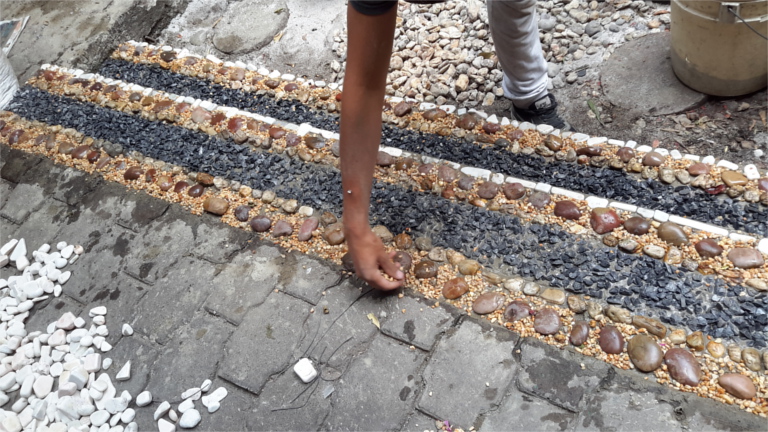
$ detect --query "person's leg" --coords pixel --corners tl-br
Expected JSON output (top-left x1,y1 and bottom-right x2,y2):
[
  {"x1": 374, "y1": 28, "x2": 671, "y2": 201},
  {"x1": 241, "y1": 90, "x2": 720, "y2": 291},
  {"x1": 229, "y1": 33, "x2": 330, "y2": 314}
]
[{"x1": 487, "y1": 0, "x2": 572, "y2": 130}]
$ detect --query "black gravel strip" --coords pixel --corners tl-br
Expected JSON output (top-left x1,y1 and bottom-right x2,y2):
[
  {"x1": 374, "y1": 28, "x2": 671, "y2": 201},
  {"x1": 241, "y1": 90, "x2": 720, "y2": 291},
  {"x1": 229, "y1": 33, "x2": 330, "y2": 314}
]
[
  {"x1": 98, "y1": 59, "x2": 768, "y2": 237},
  {"x1": 9, "y1": 87, "x2": 767, "y2": 347}
]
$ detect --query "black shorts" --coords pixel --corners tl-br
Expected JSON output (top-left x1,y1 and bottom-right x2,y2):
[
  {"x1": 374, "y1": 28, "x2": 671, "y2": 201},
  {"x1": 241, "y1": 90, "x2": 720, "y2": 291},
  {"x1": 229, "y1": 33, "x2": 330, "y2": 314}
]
[{"x1": 350, "y1": 0, "x2": 446, "y2": 16}]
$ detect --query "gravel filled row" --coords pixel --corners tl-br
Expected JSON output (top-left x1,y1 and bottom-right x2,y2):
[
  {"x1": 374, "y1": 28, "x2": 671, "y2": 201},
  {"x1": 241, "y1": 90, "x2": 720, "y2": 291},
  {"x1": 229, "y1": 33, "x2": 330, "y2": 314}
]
[
  {"x1": 9, "y1": 87, "x2": 767, "y2": 347},
  {"x1": 98, "y1": 59, "x2": 768, "y2": 238}
]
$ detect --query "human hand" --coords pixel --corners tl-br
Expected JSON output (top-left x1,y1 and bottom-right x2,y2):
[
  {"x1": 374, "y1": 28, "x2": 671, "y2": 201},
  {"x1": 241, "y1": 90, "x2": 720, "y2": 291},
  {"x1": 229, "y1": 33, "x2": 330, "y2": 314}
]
[{"x1": 345, "y1": 226, "x2": 404, "y2": 291}]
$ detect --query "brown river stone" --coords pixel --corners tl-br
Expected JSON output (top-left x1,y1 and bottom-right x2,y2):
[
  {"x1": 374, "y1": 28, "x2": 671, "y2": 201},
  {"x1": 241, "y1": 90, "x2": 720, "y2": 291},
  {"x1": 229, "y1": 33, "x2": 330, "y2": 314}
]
[
  {"x1": 534, "y1": 308, "x2": 561, "y2": 335},
  {"x1": 718, "y1": 374, "x2": 757, "y2": 400},
  {"x1": 664, "y1": 348, "x2": 701, "y2": 386},
  {"x1": 627, "y1": 335, "x2": 663, "y2": 372},
  {"x1": 472, "y1": 292, "x2": 505, "y2": 315},
  {"x1": 553, "y1": 201, "x2": 581, "y2": 220},
  {"x1": 657, "y1": 222, "x2": 689, "y2": 246},
  {"x1": 590, "y1": 208, "x2": 621, "y2": 234},
  {"x1": 442, "y1": 277, "x2": 469, "y2": 299},
  {"x1": 598, "y1": 325, "x2": 625, "y2": 354},
  {"x1": 727, "y1": 248, "x2": 765, "y2": 269},
  {"x1": 695, "y1": 239, "x2": 724, "y2": 258},
  {"x1": 504, "y1": 301, "x2": 533, "y2": 322},
  {"x1": 623, "y1": 216, "x2": 651, "y2": 235},
  {"x1": 569, "y1": 321, "x2": 590, "y2": 346},
  {"x1": 415, "y1": 260, "x2": 438, "y2": 279}
]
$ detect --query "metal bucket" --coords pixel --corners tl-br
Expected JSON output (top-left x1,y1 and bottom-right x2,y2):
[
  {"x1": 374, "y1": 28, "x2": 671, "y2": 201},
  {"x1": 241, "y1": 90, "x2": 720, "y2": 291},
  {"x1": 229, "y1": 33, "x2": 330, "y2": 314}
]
[{"x1": 671, "y1": 0, "x2": 768, "y2": 96}]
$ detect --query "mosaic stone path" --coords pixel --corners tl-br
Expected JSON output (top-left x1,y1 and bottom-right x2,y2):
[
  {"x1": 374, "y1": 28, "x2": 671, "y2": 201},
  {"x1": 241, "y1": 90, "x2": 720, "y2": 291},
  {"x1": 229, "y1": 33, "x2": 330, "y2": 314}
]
[{"x1": 0, "y1": 40, "x2": 766, "y2": 429}]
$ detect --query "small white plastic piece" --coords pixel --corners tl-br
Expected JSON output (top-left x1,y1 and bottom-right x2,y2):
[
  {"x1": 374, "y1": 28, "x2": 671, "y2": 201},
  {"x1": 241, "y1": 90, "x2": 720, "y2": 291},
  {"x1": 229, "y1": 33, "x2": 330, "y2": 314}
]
[{"x1": 293, "y1": 358, "x2": 317, "y2": 383}]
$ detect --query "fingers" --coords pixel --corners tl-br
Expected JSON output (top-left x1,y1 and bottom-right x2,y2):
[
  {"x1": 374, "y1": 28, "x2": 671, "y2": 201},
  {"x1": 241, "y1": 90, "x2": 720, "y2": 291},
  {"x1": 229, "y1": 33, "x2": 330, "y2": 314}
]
[{"x1": 380, "y1": 250, "x2": 404, "y2": 281}]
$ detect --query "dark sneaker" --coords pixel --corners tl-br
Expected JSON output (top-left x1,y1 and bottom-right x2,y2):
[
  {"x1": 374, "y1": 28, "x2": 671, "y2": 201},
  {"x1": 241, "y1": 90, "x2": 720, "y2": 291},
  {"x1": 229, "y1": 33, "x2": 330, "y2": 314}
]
[{"x1": 512, "y1": 93, "x2": 574, "y2": 131}]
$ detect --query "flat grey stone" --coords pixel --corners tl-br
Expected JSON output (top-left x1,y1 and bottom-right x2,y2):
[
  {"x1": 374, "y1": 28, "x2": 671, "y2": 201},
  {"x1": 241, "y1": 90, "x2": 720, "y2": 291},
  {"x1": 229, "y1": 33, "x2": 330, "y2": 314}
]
[
  {"x1": 123, "y1": 208, "x2": 194, "y2": 284},
  {"x1": 418, "y1": 319, "x2": 519, "y2": 429},
  {"x1": 0, "y1": 147, "x2": 41, "y2": 183},
  {"x1": 52, "y1": 167, "x2": 102, "y2": 206},
  {"x1": 0, "y1": 180, "x2": 13, "y2": 212},
  {"x1": 380, "y1": 294, "x2": 456, "y2": 350},
  {"x1": 480, "y1": 391, "x2": 576, "y2": 432},
  {"x1": 132, "y1": 257, "x2": 217, "y2": 344},
  {"x1": 573, "y1": 370, "x2": 682, "y2": 432},
  {"x1": 147, "y1": 313, "x2": 233, "y2": 401},
  {"x1": 115, "y1": 190, "x2": 170, "y2": 233},
  {"x1": 323, "y1": 334, "x2": 425, "y2": 431},
  {"x1": 294, "y1": 280, "x2": 382, "y2": 372},
  {"x1": 82, "y1": 271, "x2": 150, "y2": 338},
  {"x1": 106, "y1": 336, "x2": 159, "y2": 398},
  {"x1": 602, "y1": 33, "x2": 705, "y2": 115},
  {"x1": 219, "y1": 292, "x2": 310, "y2": 395},
  {"x1": 191, "y1": 221, "x2": 252, "y2": 263},
  {"x1": 516, "y1": 339, "x2": 611, "y2": 413},
  {"x1": 682, "y1": 393, "x2": 766, "y2": 432},
  {"x1": 212, "y1": 0, "x2": 289, "y2": 54},
  {"x1": 204, "y1": 245, "x2": 281, "y2": 325},
  {"x1": 277, "y1": 253, "x2": 341, "y2": 305},
  {"x1": 10, "y1": 199, "x2": 69, "y2": 254},
  {"x1": 249, "y1": 365, "x2": 331, "y2": 431},
  {"x1": 400, "y1": 411, "x2": 439, "y2": 432},
  {"x1": 0, "y1": 183, "x2": 46, "y2": 223}
]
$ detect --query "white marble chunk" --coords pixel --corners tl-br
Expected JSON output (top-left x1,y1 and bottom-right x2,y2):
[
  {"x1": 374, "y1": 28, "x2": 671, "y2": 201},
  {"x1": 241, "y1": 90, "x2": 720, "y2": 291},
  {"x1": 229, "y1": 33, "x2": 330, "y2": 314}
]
[
  {"x1": 743, "y1": 164, "x2": 761, "y2": 180},
  {"x1": 121, "y1": 324, "x2": 133, "y2": 337},
  {"x1": 137, "y1": 391, "x2": 152, "y2": 407},
  {"x1": 670, "y1": 150, "x2": 683, "y2": 160},
  {"x1": 500, "y1": 117, "x2": 510, "y2": 126},
  {"x1": 729, "y1": 232, "x2": 756, "y2": 243},
  {"x1": 655, "y1": 148, "x2": 669, "y2": 156},
  {"x1": 89, "y1": 306, "x2": 107, "y2": 317},
  {"x1": 607, "y1": 139, "x2": 624, "y2": 146},
  {"x1": 586, "y1": 136, "x2": 607, "y2": 146},
  {"x1": 702, "y1": 155, "x2": 716, "y2": 164},
  {"x1": 635, "y1": 145, "x2": 653, "y2": 153},
  {"x1": 683, "y1": 154, "x2": 700, "y2": 161},
  {"x1": 460, "y1": 167, "x2": 491, "y2": 180},
  {"x1": 1, "y1": 240, "x2": 18, "y2": 257},
  {"x1": 505, "y1": 177, "x2": 536, "y2": 189},
  {"x1": 379, "y1": 147, "x2": 403, "y2": 157},
  {"x1": 456, "y1": 107, "x2": 467, "y2": 115},
  {"x1": 757, "y1": 238, "x2": 768, "y2": 255},
  {"x1": 122, "y1": 408, "x2": 136, "y2": 423},
  {"x1": 653, "y1": 210, "x2": 670, "y2": 222},
  {"x1": 201, "y1": 379, "x2": 212, "y2": 393},
  {"x1": 9, "y1": 239, "x2": 26, "y2": 262},
  {"x1": 668, "y1": 216, "x2": 729, "y2": 237},
  {"x1": 178, "y1": 399, "x2": 195, "y2": 413},
  {"x1": 624, "y1": 140, "x2": 637, "y2": 149},
  {"x1": 490, "y1": 173, "x2": 505, "y2": 185},
  {"x1": 91, "y1": 410, "x2": 110, "y2": 427},
  {"x1": 534, "y1": 183, "x2": 552, "y2": 193},
  {"x1": 609, "y1": 202, "x2": 638, "y2": 213},
  {"x1": 518, "y1": 122, "x2": 536, "y2": 131},
  {"x1": 585, "y1": 196, "x2": 609, "y2": 209},
  {"x1": 570, "y1": 133, "x2": 589, "y2": 142},
  {"x1": 716, "y1": 159, "x2": 739, "y2": 170},
  {"x1": 154, "y1": 401, "x2": 171, "y2": 420},
  {"x1": 181, "y1": 387, "x2": 201, "y2": 401},
  {"x1": 536, "y1": 124, "x2": 554, "y2": 135},
  {"x1": 158, "y1": 418, "x2": 176, "y2": 432},
  {"x1": 179, "y1": 409, "x2": 202, "y2": 428}
]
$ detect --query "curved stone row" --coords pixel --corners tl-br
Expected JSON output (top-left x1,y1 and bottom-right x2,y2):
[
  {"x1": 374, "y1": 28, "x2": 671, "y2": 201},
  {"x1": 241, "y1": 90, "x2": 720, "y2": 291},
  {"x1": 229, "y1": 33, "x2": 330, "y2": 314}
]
[
  {"x1": 6, "y1": 88, "x2": 768, "y2": 352},
  {"x1": 97, "y1": 57, "x2": 768, "y2": 238},
  {"x1": 108, "y1": 42, "x2": 768, "y2": 207},
  {"x1": 2, "y1": 116, "x2": 765, "y2": 416},
  {"x1": 24, "y1": 67, "x2": 768, "y2": 289}
]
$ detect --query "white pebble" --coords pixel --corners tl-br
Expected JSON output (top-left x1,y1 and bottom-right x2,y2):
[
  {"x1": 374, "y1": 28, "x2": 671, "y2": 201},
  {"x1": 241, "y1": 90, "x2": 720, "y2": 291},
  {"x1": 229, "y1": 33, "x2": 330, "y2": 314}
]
[
  {"x1": 74, "y1": 317, "x2": 86, "y2": 328},
  {"x1": 0, "y1": 239, "x2": 18, "y2": 256},
  {"x1": 101, "y1": 341, "x2": 113, "y2": 353},
  {"x1": 57, "y1": 271, "x2": 71, "y2": 284},
  {"x1": 102, "y1": 358, "x2": 113, "y2": 370},
  {"x1": 37, "y1": 243, "x2": 51, "y2": 253},
  {"x1": 93, "y1": 316, "x2": 106, "y2": 326},
  {"x1": 116, "y1": 361, "x2": 131, "y2": 381},
  {"x1": 181, "y1": 387, "x2": 201, "y2": 400},
  {"x1": 0, "y1": 256, "x2": 7, "y2": 268},
  {"x1": 125, "y1": 422, "x2": 138, "y2": 432},
  {"x1": 54, "y1": 258, "x2": 68, "y2": 269},
  {"x1": 121, "y1": 324, "x2": 133, "y2": 336},
  {"x1": 9, "y1": 239, "x2": 27, "y2": 262},
  {"x1": 169, "y1": 409, "x2": 178, "y2": 422},
  {"x1": 74, "y1": 245, "x2": 84, "y2": 255},
  {"x1": 56, "y1": 241, "x2": 67, "y2": 251},
  {"x1": 178, "y1": 398, "x2": 195, "y2": 413},
  {"x1": 89, "y1": 306, "x2": 107, "y2": 316},
  {"x1": 91, "y1": 410, "x2": 110, "y2": 427},
  {"x1": 121, "y1": 408, "x2": 136, "y2": 423},
  {"x1": 61, "y1": 245, "x2": 74, "y2": 259},
  {"x1": 178, "y1": 409, "x2": 201, "y2": 428},
  {"x1": 154, "y1": 401, "x2": 171, "y2": 420},
  {"x1": 46, "y1": 268, "x2": 61, "y2": 282},
  {"x1": 137, "y1": 391, "x2": 152, "y2": 407},
  {"x1": 158, "y1": 418, "x2": 176, "y2": 432},
  {"x1": 207, "y1": 401, "x2": 220, "y2": 413},
  {"x1": 200, "y1": 379, "x2": 212, "y2": 393},
  {"x1": 53, "y1": 285, "x2": 62, "y2": 297},
  {"x1": 15, "y1": 256, "x2": 29, "y2": 272}
]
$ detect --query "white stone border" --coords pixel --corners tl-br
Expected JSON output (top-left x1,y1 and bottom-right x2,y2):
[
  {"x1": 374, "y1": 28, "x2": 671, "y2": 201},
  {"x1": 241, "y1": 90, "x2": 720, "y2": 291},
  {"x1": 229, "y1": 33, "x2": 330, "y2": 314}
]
[{"x1": 39, "y1": 64, "x2": 767, "y2": 249}]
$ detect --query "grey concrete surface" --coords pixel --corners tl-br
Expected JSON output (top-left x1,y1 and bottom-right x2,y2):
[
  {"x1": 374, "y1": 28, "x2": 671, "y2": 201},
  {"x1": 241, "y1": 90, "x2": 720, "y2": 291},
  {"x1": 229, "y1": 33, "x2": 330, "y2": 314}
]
[
  {"x1": 0, "y1": 145, "x2": 765, "y2": 431},
  {"x1": 3, "y1": 0, "x2": 189, "y2": 82}
]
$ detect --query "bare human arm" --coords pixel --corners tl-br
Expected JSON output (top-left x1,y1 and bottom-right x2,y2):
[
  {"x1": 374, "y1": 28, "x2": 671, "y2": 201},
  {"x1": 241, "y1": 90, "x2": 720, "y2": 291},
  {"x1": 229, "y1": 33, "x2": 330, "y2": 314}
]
[{"x1": 340, "y1": 3, "x2": 403, "y2": 290}]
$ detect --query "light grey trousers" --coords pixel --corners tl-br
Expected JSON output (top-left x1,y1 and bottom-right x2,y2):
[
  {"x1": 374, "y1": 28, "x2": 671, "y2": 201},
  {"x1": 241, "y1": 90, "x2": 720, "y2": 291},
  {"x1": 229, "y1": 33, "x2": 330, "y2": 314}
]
[{"x1": 487, "y1": 0, "x2": 549, "y2": 108}]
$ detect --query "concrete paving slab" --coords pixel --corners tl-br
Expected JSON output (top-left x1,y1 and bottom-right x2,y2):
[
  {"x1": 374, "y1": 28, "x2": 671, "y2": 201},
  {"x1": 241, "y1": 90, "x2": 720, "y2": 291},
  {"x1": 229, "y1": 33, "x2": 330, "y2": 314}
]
[
  {"x1": 682, "y1": 394, "x2": 767, "y2": 432},
  {"x1": 572, "y1": 370, "x2": 683, "y2": 432},
  {"x1": 122, "y1": 208, "x2": 193, "y2": 284},
  {"x1": 418, "y1": 318, "x2": 519, "y2": 430},
  {"x1": 249, "y1": 365, "x2": 332, "y2": 432},
  {"x1": 61, "y1": 231, "x2": 134, "y2": 304},
  {"x1": 146, "y1": 312, "x2": 234, "y2": 401},
  {"x1": 0, "y1": 147, "x2": 41, "y2": 183},
  {"x1": 131, "y1": 256, "x2": 217, "y2": 344},
  {"x1": 380, "y1": 293, "x2": 457, "y2": 351},
  {"x1": 0, "y1": 182, "x2": 46, "y2": 223},
  {"x1": 115, "y1": 189, "x2": 170, "y2": 233},
  {"x1": 400, "y1": 411, "x2": 440, "y2": 432},
  {"x1": 203, "y1": 245, "x2": 282, "y2": 325},
  {"x1": 277, "y1": 252, "x2": 342, "y2": 305},
  {"x1": 106, "y1": 335, "x2": 160, "y2": 400},
  {"x1": 516, "y1": 339, "x2": 612, "y2": 413},
  {"x1": 601, "y1": 33, "x2": 706, "y2": 116},
  {"x1": 211, "y1": 0, "x2": 289, "y2": 55},
  {"x1": 218, "y1": 291, "x2": 311, "y2": 395},
  {"x1": 480, "y1": 390, "x2": 576, "y2": 432},
  {"x1": 0, "y1": 180, "x2": 14, "y2": 212},
  {"x1": 323, "y1": 334, "x2": 425, "y2": 431},
  {"x1": 50, "y1": 166, "x2": 102, "y2": 206},
  {"x1": 190, "y1": 220, "x2": 252, "y2": 264},
  {"x1": 293, "y1": 281, "x2": 382, "y2": 372},
  {"x1": 9, "y1": 198, "x2": 70, "y2": 254}
]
